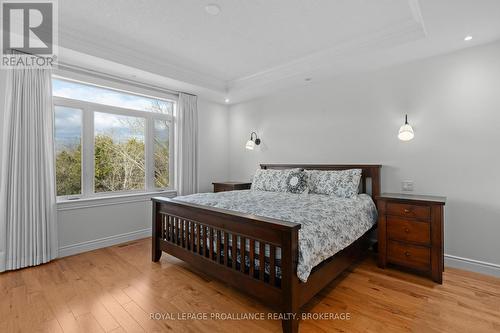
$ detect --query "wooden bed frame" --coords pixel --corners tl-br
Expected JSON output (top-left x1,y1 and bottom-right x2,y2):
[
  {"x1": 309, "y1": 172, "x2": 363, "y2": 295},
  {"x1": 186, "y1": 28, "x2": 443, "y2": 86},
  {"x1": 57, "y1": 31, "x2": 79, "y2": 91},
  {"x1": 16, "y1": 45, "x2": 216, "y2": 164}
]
[{"x1": 152, "y1": 164, "x2": 381, "y2": 333}]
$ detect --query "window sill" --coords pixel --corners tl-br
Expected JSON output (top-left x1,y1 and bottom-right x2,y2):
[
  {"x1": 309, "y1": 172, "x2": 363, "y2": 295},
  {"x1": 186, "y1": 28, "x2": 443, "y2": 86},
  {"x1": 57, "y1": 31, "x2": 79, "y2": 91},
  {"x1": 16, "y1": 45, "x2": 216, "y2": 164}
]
[{"x1": 57, "y1": 190, "x2": 177, "y2": 211}]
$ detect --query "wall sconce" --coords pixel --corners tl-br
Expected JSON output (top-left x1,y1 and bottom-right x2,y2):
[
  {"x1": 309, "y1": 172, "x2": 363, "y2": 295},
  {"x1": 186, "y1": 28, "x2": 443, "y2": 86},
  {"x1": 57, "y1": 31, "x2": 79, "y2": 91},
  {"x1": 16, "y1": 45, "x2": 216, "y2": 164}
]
[
  {"x1": 245, "y1": 132, "x2": 261, "y2": 150},
  {"x1": 398, "y1": 114, "x2": 414, "y2": 141}
]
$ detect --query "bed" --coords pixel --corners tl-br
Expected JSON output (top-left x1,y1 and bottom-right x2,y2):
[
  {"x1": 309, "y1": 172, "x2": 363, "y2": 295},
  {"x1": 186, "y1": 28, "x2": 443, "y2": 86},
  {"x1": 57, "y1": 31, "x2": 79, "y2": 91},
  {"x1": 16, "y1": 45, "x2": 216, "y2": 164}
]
[{"x1": 152, "y1": 164, "x2": 381, "y2": 333}]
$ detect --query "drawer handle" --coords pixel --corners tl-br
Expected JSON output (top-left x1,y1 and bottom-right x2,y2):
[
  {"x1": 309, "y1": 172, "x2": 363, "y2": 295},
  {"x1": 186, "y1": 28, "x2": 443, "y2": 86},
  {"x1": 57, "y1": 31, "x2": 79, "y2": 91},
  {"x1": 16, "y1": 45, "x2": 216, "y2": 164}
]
[
  {"x1": 404, "y1": 251, "x2": 411, "y2": 257},
  {"x1": 404, "y1": 208, "x2": 412, "y2": 213},
  {"x1": 404, "y1": 228, "x2": 410, "y2": 233}
]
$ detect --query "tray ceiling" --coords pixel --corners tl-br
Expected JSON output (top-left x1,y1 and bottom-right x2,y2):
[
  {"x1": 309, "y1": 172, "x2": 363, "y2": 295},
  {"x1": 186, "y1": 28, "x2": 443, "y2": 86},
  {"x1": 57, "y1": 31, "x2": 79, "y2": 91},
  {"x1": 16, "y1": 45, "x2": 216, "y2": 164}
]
[{"x1": 58, "y1": 0, "x2": 500, "y2": 103}]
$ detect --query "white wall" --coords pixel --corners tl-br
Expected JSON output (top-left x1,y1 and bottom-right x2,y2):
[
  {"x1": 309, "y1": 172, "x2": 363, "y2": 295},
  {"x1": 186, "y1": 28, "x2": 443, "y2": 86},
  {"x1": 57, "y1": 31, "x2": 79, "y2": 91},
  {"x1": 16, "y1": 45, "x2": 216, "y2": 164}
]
[
  {"x1": 57, "y1": 195, "x2": 158, "y2": 256},
  {"x1": 57, "y1": 97, "x2": 229, "y2": 256},
  {"x1": 198, "y1": 98, "x2": 230, "y2": 192},
  {"x1": 228, "y1": 40, "x2": 500, "y2": 276}
]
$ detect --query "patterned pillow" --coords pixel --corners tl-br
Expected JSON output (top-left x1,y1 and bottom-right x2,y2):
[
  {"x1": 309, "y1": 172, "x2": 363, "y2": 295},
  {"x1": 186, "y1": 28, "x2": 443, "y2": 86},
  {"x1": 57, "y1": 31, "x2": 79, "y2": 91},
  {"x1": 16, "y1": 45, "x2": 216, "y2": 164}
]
[
  {"x1": 251, "y1": 168, "x2": 301, "y2": 192},
  {"x1": 306, "y1": 169, "x2": 362, "y2": 198},
  {"x1": 285, "y1": 170, "x2": 309, "y2": 194}
]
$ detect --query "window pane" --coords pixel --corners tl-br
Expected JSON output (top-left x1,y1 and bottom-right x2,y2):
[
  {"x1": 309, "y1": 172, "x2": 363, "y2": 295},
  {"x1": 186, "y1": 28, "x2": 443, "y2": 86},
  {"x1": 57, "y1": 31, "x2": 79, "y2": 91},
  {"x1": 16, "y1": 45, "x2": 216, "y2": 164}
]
[
  {"x1": 54, "y1": 106, "x2": 82, "y2": 196},
  {"x1": 154, "y1": 120, "x2": 170, "y2": 188},
  {"x1": 53, "y1": 78, "x2": 173, "y2": 114},
  {"x1": 94, "y1": 112, "x2": 145, "y2": 192}
]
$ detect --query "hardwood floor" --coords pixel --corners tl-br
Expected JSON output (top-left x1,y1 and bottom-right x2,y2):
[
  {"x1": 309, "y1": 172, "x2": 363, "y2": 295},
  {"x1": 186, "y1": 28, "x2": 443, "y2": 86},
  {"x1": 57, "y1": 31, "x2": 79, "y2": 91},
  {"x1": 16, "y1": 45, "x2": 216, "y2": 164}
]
[{"x1": 1, "y1": 238, "x2": 499, "y2": 333}]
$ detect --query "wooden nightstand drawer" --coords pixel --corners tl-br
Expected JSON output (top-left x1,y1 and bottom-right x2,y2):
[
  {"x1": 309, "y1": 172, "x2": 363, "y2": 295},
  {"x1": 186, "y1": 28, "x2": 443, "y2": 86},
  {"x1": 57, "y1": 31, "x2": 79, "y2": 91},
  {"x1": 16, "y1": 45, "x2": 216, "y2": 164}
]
[
  {"x1": 387, "y1": 241, "x2": 430, "y2": 271},
  {"x1": 377, "y1": 193, "x2": 445, "y2": 283},
  {"x1": 386, "y1": 202, "x2": 431, "y2": 220},
  {"x1": 387, "y1": 217, "x2": 430, "y2": 245}
]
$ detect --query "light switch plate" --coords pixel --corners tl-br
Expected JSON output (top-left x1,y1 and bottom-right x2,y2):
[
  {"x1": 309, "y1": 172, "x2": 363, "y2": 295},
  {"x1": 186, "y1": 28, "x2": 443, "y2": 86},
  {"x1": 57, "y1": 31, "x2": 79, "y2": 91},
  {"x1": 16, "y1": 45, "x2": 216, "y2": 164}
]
[{"x1": 402, "y1": 180, "x2": 414, "y2": 192}]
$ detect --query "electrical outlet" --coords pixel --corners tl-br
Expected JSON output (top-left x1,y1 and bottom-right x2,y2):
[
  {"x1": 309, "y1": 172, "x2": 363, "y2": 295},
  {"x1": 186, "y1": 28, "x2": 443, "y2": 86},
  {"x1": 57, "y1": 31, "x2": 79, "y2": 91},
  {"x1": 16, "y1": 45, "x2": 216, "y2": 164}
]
[{"x1": 402, "y1": 180, "x2": 414, "y2": 192}]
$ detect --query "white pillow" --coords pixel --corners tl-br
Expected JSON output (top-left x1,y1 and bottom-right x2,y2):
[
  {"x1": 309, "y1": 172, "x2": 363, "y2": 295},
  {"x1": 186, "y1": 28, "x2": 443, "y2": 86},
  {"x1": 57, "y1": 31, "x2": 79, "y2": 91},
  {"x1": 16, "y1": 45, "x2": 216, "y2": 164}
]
[{"x1": 306, "y1": 169, "x2": 362, "y2": 198}]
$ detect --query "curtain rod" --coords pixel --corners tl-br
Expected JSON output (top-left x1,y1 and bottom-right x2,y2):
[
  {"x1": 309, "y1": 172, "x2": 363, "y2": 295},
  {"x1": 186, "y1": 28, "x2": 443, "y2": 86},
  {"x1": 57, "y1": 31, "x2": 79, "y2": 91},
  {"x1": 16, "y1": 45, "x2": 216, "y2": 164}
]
[
  {"x1": 57, "y1": 62, "x2": 197, "y2": 97},
  {"x1": 8, "y1": 49, "x2": 196, "y2": 97}
]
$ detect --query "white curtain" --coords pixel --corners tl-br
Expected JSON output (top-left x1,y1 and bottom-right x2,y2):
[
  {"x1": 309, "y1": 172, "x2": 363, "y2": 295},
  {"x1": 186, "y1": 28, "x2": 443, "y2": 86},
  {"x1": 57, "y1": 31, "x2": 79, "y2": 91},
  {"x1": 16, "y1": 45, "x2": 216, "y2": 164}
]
[
  {"x1": 175, "y1": 93, "x2": 198, "y2": 196},
  {"x1": 0, "y1": 67, "x2": 58, "y2": 272}
]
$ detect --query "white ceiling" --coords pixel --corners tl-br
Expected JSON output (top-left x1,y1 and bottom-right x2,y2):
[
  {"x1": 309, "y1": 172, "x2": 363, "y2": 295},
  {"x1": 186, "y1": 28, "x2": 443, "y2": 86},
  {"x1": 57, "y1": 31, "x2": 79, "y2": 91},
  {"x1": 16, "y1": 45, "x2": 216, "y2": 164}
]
[{"x1": 58, "y1": 0, "x2": 500, "y2": 103}]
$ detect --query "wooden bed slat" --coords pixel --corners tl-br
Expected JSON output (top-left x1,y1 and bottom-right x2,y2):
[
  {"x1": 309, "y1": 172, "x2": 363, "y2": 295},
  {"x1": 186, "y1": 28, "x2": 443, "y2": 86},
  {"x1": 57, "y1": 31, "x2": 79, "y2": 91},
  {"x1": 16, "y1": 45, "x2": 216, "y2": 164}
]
[
  {"x1": 184, "y1": 220, "x2": 187, "y2": 249},
  {"x1": 249, "y1": 239, "x2": 255, "y2": 278},
  {"x1": 173, "y1": 217, "x2": 177, "y2": 244},
  {"x1": 184, "y1": 220, "x2": 188, "y2": 248},
  {"x1": 216, "y1": 230, "x2": 221, "y2": 263},
  {"x1": 172, "y1": 217, "x2": 175, "y2": 244},
  {"x1": 160, "y1": 215, "x2": 164, "y2": 239},
  {"x1": 203, "y1": 225, "x2": 206, "y2": 256},
  {"x1": 189, "y1": 221, "x2": 193, "y2": 251},
  {"x1": 209, "y1": 227, "x2": 214, "y2": 260},
  {"x1": 204, "y1": 225, "x2": 207, "y2": 256},
  {"x1": 170, "y1": 216, "x2": 173, "y2": 242},
  {"x1": 232, "y1": 234, "x2": 237, "y2": 270},
  {"x1": 179, "y1": 219, "x2": 182, "y2": 246},
  {"x1": 224, "y1": 232, "x2": 229, "y2": 267},
  {"x1": 178, "y1": 219, "x2": 181, "y2": 247},
  {"x1": 177, "y1": 218, "x2": 181, "y2": 246},
  {"x1": 259, "y1": 242, "x2": 265, "y2": 281},
  {"x1": 171, "y1": 217, "x2": 175, "y2": 243},
  {"x1": 240, "y1": 237, "x2": 245, "y2": 273},
  {"x1": 197, "y1": 223, "x2": 201, "y2": 255},
  {"x1": 270, "y1": 245, "x2": 276, "y2": 286},
  {"x1": 168, "y1": 217, "x2": 172, "y2": 242},
  {"x1": 166, "y1": 216, "x2": 169, "y2": 240},
  {"x1": 182, "y1": 219, "x2": 185, "y2": 248},
  {"x1": 161, "y1": 215, "x2": 165, "y2": 239}
]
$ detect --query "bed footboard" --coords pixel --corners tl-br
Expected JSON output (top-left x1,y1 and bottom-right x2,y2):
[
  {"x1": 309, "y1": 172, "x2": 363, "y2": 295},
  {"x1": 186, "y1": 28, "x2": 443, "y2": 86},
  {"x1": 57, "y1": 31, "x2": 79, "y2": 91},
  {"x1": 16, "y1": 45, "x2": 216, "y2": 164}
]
[{"x1": 152, "y1": 197, "x2": 301, "y2": 332}]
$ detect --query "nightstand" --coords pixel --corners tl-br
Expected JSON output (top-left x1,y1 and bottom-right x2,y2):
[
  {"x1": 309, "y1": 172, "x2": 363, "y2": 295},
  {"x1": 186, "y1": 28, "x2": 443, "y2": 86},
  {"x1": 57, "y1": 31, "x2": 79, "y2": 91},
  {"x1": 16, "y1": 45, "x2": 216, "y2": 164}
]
[
  {"x1": 377, "y1": 193, "x2": 446, "y2": 283},
  {"x1": 212, "y1": 181, "x2": 252, "y2": 193}
]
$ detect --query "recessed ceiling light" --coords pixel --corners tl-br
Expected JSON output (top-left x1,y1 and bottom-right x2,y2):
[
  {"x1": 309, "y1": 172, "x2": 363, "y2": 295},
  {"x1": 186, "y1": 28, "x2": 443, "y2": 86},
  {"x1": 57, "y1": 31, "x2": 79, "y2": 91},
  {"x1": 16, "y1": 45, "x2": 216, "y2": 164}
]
[
  {"x1": 224, "y1": 98, "x2": 230, "y2": 103},
  {"x1": 464, "y1": 36, "x2": 473, "y2": 41},
  {"x1": 205, "y1": 4, "x2": 221, "y2": 16}
]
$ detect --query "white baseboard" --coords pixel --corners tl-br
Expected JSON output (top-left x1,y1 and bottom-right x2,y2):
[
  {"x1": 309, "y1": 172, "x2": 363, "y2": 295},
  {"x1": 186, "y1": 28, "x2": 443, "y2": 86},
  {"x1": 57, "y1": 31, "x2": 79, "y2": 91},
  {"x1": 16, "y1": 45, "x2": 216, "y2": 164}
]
[
  {"x1": 444, "y1": 254, "x2": 500, "y2": 277},
  {"x1": 58, "y1": 228, "x2": 151, "y2": 258}
]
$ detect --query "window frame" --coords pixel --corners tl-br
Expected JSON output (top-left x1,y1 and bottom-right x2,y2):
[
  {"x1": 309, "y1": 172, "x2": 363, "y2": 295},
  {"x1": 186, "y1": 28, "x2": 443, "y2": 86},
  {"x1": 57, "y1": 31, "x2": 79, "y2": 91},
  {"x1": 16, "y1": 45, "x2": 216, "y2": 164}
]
[{"x1": 52, "y1": 76, "x2": 176, "y2": 201}]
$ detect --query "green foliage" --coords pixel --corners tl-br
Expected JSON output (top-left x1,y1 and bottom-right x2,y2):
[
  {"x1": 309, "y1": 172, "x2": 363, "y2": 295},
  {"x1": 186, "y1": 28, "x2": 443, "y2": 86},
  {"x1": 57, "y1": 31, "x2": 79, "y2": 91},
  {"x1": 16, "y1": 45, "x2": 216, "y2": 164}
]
[
  {"x1": 56, "y1": 144, "x2": 82, "y2": 196},
  {"x1": 94, "y1": 135, "x2": 145, "y2": 192},
  {"x1": 56, "y1": 134, "x2": 169, "y2": 196},
  {"x1": 154, "y1": 139, "x2": 169, "y2": 188}
]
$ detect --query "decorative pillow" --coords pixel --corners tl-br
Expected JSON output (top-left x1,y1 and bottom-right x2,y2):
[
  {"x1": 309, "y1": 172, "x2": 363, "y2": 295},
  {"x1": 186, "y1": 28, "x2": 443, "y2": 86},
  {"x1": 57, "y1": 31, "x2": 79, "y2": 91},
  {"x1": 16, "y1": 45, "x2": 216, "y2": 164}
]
[
  {"x1": 306, "y1": 169, "x2": 362, "y2": 198},
  {"x1": 251, "y1": 168, "x2": 301, "y2": 192},
  {"x1": 285, "y1": 170, "x2": 309, "y2": 194}
]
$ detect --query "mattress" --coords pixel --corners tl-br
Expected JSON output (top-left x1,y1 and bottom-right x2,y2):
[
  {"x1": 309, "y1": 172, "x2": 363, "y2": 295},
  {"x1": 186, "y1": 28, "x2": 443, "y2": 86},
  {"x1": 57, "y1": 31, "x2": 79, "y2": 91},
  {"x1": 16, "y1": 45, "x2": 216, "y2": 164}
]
[{"x1": 175, "y1": 190, "x2": 377, "y2": 282}]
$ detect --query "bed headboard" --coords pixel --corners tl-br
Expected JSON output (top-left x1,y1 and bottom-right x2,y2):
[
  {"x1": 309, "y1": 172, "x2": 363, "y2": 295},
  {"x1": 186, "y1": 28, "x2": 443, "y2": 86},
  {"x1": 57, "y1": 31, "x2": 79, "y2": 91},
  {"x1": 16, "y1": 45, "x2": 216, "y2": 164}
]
[{"x1": 260, "y1": 164, "x2": 381, "y2": 200}]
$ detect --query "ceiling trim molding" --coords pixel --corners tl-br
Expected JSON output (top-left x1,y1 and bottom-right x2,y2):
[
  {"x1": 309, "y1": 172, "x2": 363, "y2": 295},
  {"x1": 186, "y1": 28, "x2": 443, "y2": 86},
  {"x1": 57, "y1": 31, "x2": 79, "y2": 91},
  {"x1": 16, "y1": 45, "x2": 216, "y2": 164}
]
[{"x1": 59, "y1": 27, "x2": 227, "y2": 93}]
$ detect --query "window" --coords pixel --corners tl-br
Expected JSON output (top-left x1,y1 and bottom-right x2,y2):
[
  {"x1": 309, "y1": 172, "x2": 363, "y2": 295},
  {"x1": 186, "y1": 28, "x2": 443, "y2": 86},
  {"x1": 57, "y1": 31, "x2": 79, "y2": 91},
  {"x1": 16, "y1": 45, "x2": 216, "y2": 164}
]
[
  {"x1": 54, "y1": 106, "x2": 82, "y2": 196},
  {"x1": 154, "y1": 119, "x2": 170, "y2": 188},
  {"x1": 94, "y1": 112, "x2": 145, "y2": 193},
  {"x1": 53, "y1": 77, "x2": 175, "y2": 199}
]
